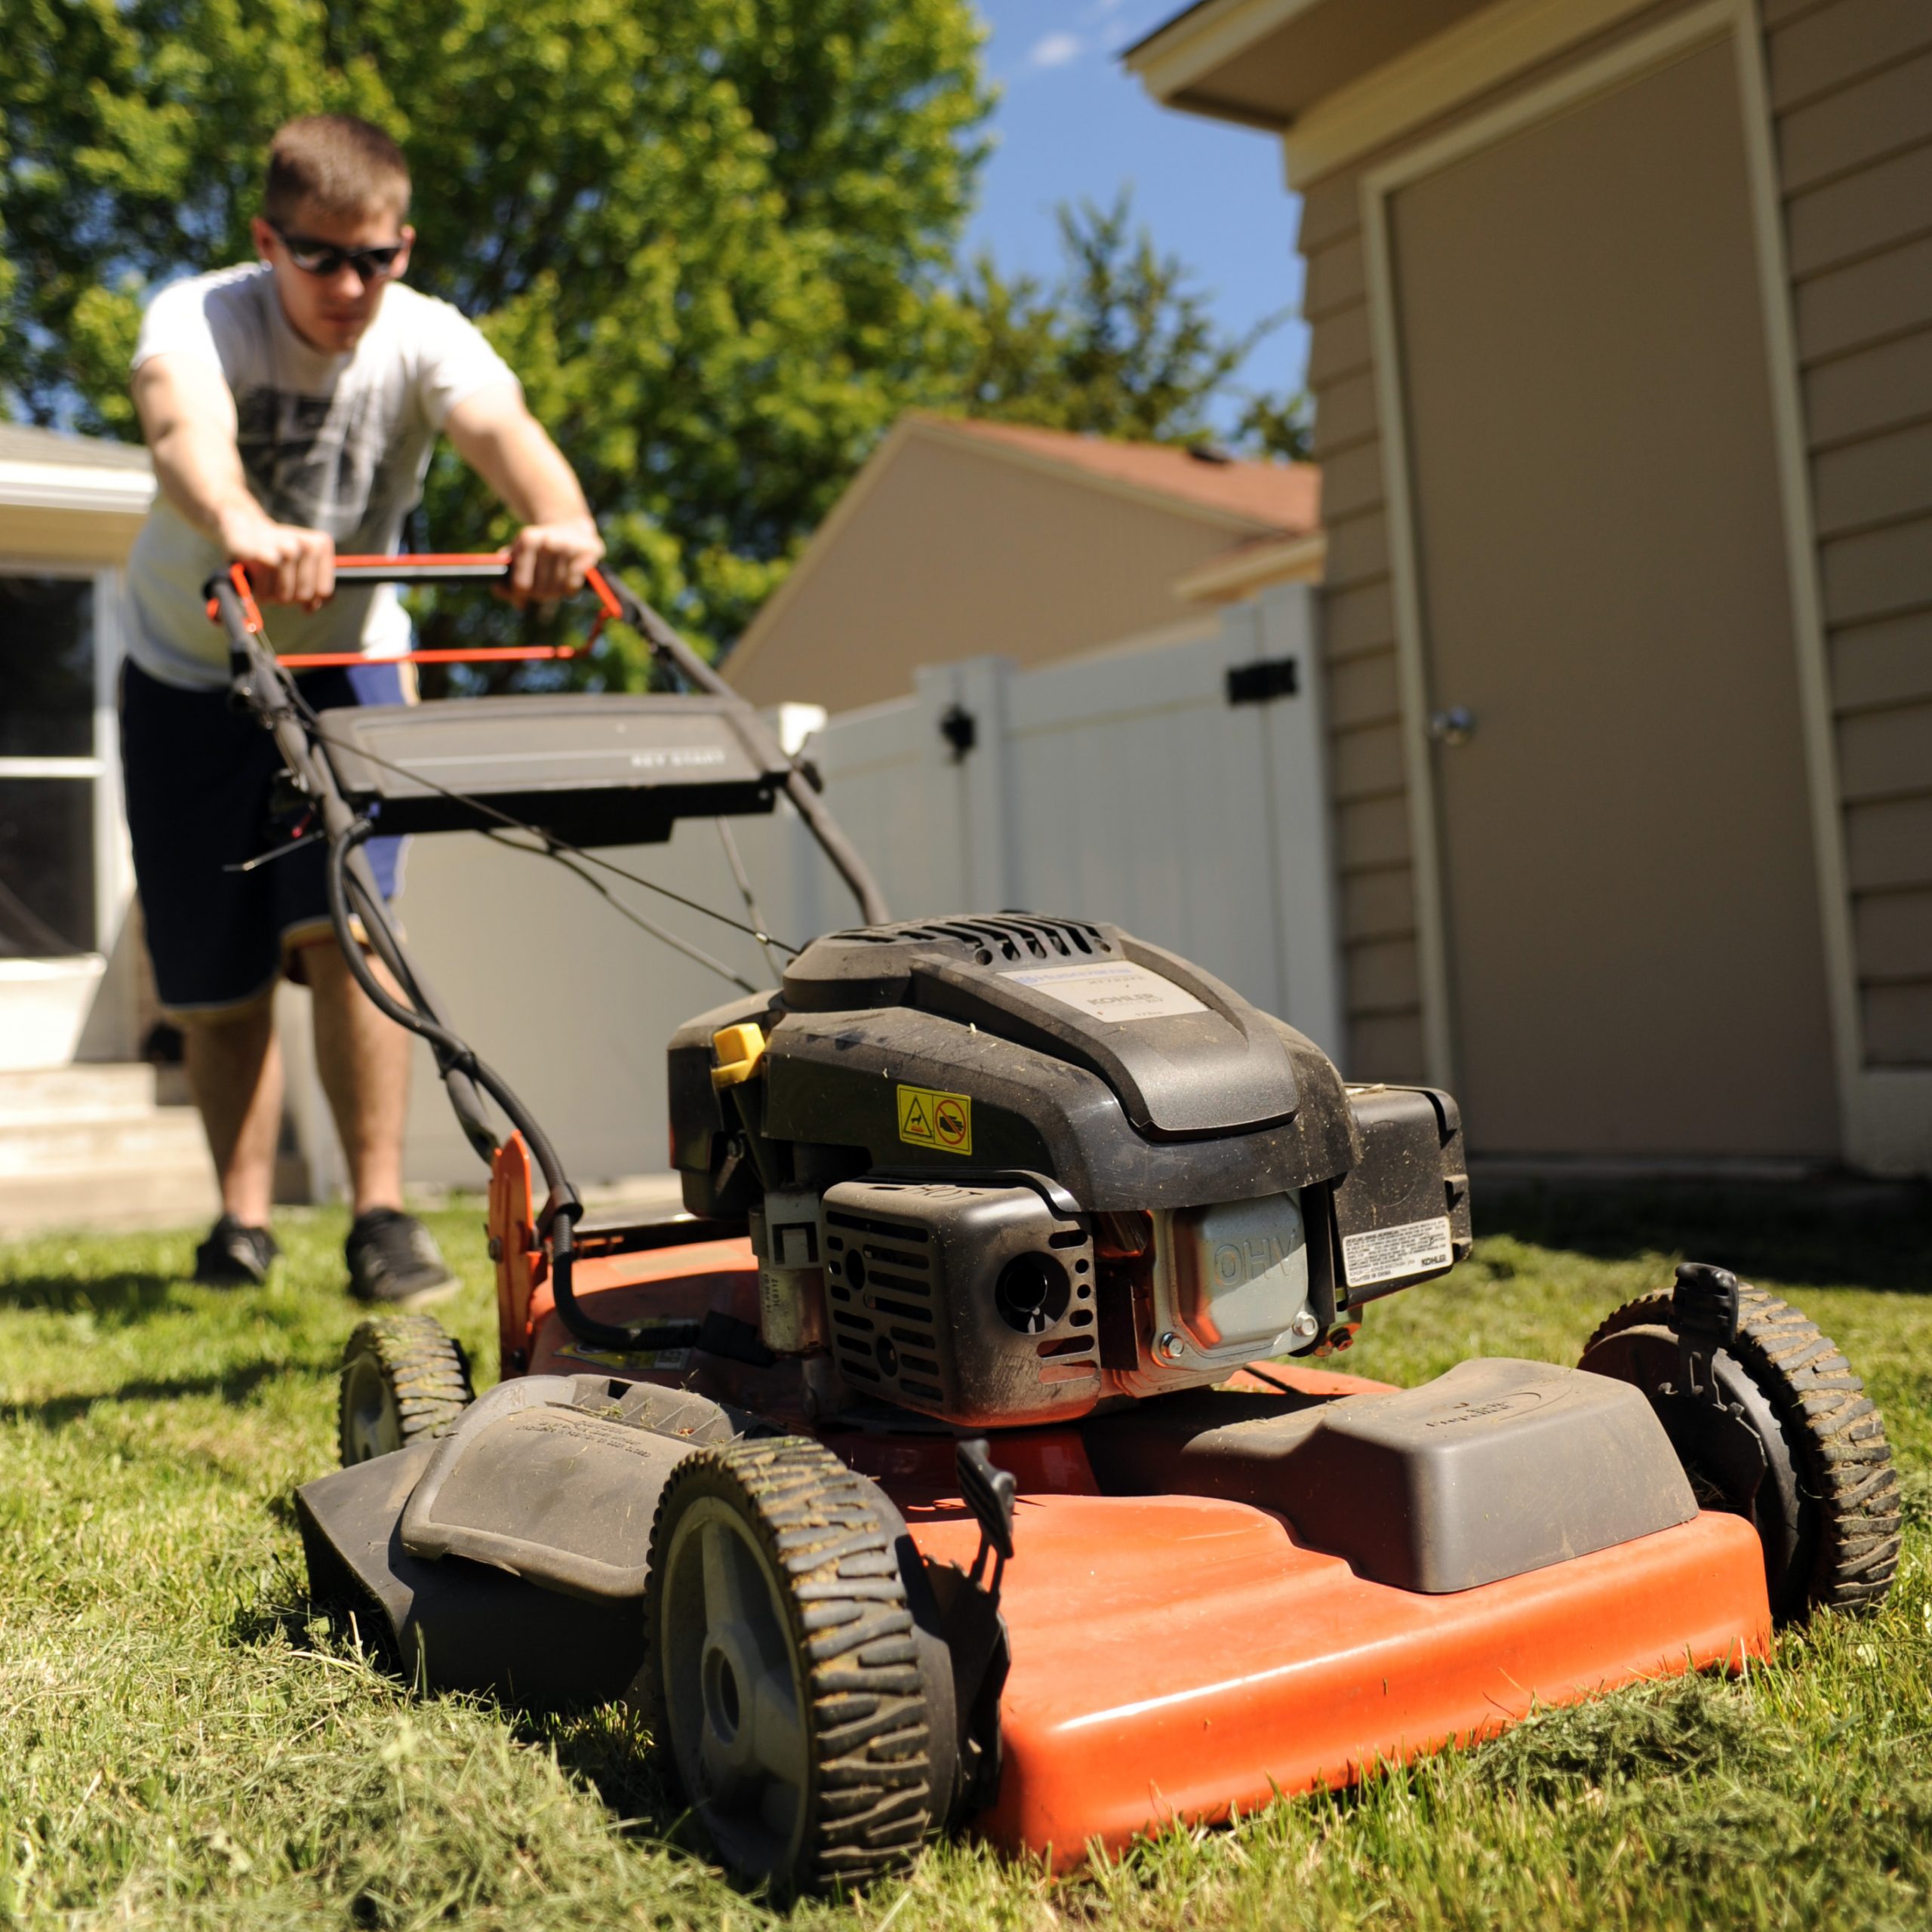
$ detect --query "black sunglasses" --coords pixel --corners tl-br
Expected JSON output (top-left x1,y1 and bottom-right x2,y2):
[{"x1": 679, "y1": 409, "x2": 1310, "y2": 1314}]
[{"x1": 270, "y1": 223, "x2": 408, "y2": 281}]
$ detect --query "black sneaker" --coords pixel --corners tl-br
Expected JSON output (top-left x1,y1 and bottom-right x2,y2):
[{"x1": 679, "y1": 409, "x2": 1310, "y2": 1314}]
[
  {"x1": 193, "y1": 1214, "x2": 280, "y2": 1286},
  {"x1": 346, "y1": 1208, "x2": 457, "y2": 1308}
]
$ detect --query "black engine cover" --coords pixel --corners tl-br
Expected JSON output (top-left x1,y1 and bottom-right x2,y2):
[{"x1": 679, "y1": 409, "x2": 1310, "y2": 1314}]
[{"x1": 671, "y1": 916, "x2": 1361, "y2": 1214}]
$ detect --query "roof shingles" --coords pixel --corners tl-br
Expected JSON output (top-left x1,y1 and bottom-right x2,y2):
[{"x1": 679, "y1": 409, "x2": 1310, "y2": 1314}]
[{"x1": 920, "y1": 414, "x2": 1319, "y2": 532}]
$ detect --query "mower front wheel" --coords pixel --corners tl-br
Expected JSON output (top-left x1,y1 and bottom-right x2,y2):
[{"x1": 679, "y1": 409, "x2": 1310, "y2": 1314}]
[
  {"x1": 1579, "y1": 1283, "x2": 1901, "y2": 1622},
  {"x1": 337, "y1": 1313, "x2": 474, "y2": 1466},
  {"x1": 646, "y1": 1438, "x2": 940, "y2": 1897}
]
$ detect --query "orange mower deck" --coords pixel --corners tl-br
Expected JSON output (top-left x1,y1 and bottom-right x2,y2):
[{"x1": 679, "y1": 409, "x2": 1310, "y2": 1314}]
[{"x1": 488, "y1": 1153, "x2": 1774, "y2": 1866}]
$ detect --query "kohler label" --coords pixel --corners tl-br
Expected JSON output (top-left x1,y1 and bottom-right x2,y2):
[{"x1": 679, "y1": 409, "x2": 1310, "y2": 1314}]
[{"x1": 1342, "y1": 1215, "x2": 1454, "y2": 1287}]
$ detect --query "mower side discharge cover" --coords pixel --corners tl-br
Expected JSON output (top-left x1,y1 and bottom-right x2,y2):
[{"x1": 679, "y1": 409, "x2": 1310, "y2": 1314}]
[
  {"x1": 398, "y1": 1375, "x2": 741, "y2": 1596},
  {"x1": 1084, "y1": 1358, "x2": 1698, "y2": 1592},
  {"x1": 297, "y1": 1376, "x2": 745, "y2": 1703}
]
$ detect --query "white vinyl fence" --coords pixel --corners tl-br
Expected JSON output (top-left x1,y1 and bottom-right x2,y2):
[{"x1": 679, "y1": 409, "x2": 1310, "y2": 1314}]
[{"x1": 285, "y1": 582, "x2": 1339, "y2": 1195}]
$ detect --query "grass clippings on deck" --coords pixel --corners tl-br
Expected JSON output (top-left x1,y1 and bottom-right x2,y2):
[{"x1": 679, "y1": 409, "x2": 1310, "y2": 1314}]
[{"x1": 0, "y1": 1183, "x2": 1927, "y2": 1929}]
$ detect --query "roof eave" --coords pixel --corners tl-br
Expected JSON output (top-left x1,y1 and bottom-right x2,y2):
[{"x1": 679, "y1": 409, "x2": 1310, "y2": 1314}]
[
  {"x1": 1174, "y1": 529, "x2": 1327, "y2": 603},
  {"x1": 912, "y1": 414, "x2": 1312, "y2": 534},
  {"x1": 0, "y1": 460, "x2": 155, "y2": 515},
  {"x1": 1123, "y1": 0, "x2": 1319, "y2": 121}
]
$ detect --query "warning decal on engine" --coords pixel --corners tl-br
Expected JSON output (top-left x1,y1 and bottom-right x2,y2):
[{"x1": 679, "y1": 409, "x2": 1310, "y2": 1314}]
[
  {"x1": 1004, "y1": 959, "x2": 1208, "y2": 1023},
  {"x1": 1341, "y1": 1215, "x2": 1454, "y2": 1288},
  {"x1": 897, "y1": 1084, "x2": 973, "y2": 1156}
]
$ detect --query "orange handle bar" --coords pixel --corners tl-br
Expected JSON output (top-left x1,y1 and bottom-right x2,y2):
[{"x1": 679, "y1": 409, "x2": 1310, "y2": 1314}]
[{"x1": 204, "y1": 553, "x2": 626, "y2": 666}]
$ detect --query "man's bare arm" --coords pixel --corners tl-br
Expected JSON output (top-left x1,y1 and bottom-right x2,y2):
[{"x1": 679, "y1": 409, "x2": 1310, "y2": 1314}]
[
  {"x1": 444, "y1": 381, "x2": 604, "y2": 603},
  {"x1": 131, "y1": 354, "x2": 335, "y2": 607}
]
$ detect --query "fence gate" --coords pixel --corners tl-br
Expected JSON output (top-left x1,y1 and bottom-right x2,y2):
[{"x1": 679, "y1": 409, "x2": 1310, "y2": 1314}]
[{"x1": 387, "y1": 583, "x2": 1340, "y2": 1188}]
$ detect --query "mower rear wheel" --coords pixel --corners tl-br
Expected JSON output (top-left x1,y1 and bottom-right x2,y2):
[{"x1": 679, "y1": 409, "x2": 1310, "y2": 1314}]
[
  {"x1": 1580, "y1": 1286, "x2": 1900, "y2": 1622},
  {"x1": 337, "y1": 1314, "x2": 474, "y2": 1466},
  {"x1": 647, "y1": 1438, "x2": 937, "y2": 1897}
]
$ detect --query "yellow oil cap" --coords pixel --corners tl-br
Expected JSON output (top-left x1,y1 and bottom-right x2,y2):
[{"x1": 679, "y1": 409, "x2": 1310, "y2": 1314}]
[{"x1": 710, "y1": 1022, "x2": 768, "y2": 1088}]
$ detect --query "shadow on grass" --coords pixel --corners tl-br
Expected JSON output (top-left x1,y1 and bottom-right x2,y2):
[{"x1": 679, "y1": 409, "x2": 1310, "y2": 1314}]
[
  {"x1": 0, "y1": 1268, "x2": 186, "y2": 1321},
  {"x1": 1478, "y1": 1177, "x2": 1932, "y2": 1295},
  {"x1": 509, "y1": 1702, "x2": 692, "y2": 1851},
  {"x1": 0, "y1": 1356, "x2": 323, "y2": 1428},
  {"x1": 234, "y1": 1577, "x2": 699, "y2": 1857}
]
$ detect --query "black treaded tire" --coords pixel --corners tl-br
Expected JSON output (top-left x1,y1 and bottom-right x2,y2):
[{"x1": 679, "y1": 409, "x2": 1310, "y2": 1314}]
[
  {"x1": 337, "y1": 1314, "x2": 474, "y2": 1466},
  {"x1": 1580, "y1": 1285, "x2": 1901, "y2": 1621},
  {"x1": 645, "y1": 1436, "x2": 937, "y2": 1898}
]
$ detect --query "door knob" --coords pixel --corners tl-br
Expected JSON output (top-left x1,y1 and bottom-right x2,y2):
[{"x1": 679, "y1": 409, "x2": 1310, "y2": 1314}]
[{"x1": 1429, "y1": 706, "x2": 1476, "y2": 746}]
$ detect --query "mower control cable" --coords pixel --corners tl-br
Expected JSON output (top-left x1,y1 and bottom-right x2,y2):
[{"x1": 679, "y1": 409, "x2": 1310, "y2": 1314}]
[
  {"x1": 208, "y1": 557, "x2": 885, "y2": 1361},
  {"x1": 221, "y1": 551, "x2": 890, "y2": 929},
  {"x1": 480, "y1": 829, "x2": 760, "y2": 993},
  {"x1": 287, "y1": 691, "x2": 792, "y2": 968},
  {"x1": 274, "y1": 656, "x2": 775, "y2": 985},
  {"x1": 216, "y1": 572, "x2": 579, "y2": 1235},
  {"x1": 594, "y1": 571, "x2": 890, "y2": 927}
]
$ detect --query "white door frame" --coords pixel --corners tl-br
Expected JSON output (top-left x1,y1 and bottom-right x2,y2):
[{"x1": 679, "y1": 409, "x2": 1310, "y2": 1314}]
[{"x1": 1356, "y1": 0, "x2": 1862, "y2": 1151}]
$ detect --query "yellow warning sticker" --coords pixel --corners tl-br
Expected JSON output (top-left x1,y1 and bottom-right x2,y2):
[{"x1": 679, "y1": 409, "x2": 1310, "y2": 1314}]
[{"x1": 897, "y1": 1083, "x2": 973, "y2": 1156}]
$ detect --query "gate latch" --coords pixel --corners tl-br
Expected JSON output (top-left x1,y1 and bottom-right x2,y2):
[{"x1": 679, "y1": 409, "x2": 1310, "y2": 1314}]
[{"x1": 1226, "y1": 657, "x2": 1299, "y2": 705}]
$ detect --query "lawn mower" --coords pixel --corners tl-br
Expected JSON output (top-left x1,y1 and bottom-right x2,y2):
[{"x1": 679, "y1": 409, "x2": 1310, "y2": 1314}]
[{"x1": 214, "y1": 554, "x2": 1905, "y2": 1896}]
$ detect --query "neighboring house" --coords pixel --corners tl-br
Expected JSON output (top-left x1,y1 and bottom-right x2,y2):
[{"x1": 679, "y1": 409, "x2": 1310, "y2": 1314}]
[
  {"x1": 1127, "y1": 0, "x2": 1932, "y2": 1174},
  {"x1": 726, "y1": 413, "x2": 1324, "y2": 714}
]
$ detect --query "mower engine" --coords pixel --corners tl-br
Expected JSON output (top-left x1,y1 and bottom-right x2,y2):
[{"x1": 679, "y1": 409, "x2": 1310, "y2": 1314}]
[{"x1": 670, "y1": 915, "x2": 1472, "y2": 1427}]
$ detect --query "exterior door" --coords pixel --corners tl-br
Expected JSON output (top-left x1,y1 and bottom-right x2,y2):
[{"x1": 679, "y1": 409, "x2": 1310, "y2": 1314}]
[{"x1": 1389, "y1": 39, "x2": 1837, "y2": 1158}]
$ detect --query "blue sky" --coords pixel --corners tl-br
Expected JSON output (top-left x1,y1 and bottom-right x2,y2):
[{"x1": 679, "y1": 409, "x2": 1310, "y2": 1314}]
[{"x1": 961, "y1": 0, "x2": 1311, "y2": 432}]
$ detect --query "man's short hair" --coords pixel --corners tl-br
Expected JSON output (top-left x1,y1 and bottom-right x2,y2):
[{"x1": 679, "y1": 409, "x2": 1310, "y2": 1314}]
[{"x1": 265, "y1": 115, "x2": 411, "y2": 226}]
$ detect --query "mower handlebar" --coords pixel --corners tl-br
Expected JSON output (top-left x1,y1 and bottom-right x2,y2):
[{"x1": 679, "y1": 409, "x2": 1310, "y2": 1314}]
[
  {"x1": 326, "y1": 552, "x2": 521, "y2": 583},
  {"x1": 208, "y1": 547, "x2": 891, "y2": 1357},
  {"x1": 204, "y1": 553, "x2": 891, "y2": 927},
  {"x1": 204, "y1": 553, "x2": 625, "y2": 666}
]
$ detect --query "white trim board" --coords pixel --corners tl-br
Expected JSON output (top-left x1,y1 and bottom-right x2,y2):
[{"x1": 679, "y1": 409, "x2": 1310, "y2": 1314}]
[
  {"x1": 1281, "y1": 0, "x2": 1661, "y2": 186},
  {"x1": 1358, "y1": 0, "x2": 1878, "y2": 1163},
  {"x1": 0, "y1": 460, "x2": 152, "y2": 514},
  {"x1": 1174, "y1": 530, "x2": 1328, "y2": 603}
]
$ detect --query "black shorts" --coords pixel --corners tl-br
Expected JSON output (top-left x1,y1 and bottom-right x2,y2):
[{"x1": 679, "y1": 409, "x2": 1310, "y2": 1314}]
[{"x1": 121, "y1": 658, "x2": 408, "y2": 1015}]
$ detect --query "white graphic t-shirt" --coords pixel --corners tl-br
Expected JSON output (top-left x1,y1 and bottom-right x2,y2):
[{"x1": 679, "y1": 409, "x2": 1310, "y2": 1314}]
[{"x1": 127, "y1": 263, "x2": 518, "y2": 688}]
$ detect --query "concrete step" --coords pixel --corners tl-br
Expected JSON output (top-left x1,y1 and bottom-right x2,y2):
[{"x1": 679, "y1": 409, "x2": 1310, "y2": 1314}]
[
  {"x1": 0, "y1": 1063, "x2": 219, "y2": 1238},
  {"x1": 0, "y1": 1158, "x2": 220, "y2": 1238},
  {"x1": 0, "y1": 1062, "x2": 165, "y2": 1125},
  {"x1": 0, "y1": 1106, "x2": 209, "y2": 1179}
]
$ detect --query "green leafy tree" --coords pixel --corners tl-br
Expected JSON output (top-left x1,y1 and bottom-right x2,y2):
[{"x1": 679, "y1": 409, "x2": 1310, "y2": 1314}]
[
  {"x1": 0, "y1": 0, "x2": 990, "y2": 669},
  {"x1": 1231, "y1": 389, "x2": 1314, "y2": 464},
  {"x1": 950, "y1": 194, "x2": 1311, "y2": 460}
]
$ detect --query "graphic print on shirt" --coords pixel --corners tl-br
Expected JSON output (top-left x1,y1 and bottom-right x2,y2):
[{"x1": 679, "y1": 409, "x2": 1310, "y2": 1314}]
[{"x1": 233, "y1": 383, "x2": 408, "y2": 543}]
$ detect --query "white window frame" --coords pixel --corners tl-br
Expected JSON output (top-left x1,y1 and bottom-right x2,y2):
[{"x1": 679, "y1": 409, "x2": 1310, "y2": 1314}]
[{"x1": 0, "y1": 559, "x2": 134, "y2": 961}]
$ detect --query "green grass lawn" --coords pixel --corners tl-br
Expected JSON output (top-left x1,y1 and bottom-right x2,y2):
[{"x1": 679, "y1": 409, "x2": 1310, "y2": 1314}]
[{"x1": 1, "y1": 1183, "x2": 1928, "y2": 1930}]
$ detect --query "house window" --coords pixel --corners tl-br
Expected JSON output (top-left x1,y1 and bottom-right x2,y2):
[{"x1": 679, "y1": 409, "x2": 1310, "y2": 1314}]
[{"x1": 0, "y1": 576, "x2": 114, "y2": 958}]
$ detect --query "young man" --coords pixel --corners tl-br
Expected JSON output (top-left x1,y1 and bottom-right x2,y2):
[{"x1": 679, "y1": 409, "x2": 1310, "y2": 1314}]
[{"x1": 125, "y1": 114, "x2": 604, "y2": 1302}]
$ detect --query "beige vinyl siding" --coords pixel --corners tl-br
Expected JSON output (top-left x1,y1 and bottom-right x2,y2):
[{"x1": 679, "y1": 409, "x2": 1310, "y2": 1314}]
[
  {"x1": 1303, "y1": 164, "x2": 1417, "y2": 1081},
  {"x1": 1768, "y1": 0, "x2": 1932, "y2": 1065},
  {"x1": 726, "y1": 432, "x2": 1258, "y2": 713},
  {"x1": 1296, "y1": 0, "x2": 1932, "y2": 1080}
]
